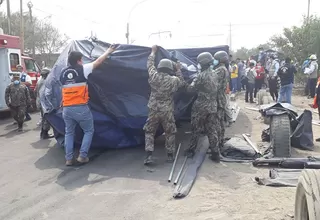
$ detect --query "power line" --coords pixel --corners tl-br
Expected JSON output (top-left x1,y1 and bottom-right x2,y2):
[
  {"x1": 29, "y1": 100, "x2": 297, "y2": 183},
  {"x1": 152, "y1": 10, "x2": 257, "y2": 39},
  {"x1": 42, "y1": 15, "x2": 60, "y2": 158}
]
[{"x1": 33, "y1": 6, "x2": 103, "y2": 26}]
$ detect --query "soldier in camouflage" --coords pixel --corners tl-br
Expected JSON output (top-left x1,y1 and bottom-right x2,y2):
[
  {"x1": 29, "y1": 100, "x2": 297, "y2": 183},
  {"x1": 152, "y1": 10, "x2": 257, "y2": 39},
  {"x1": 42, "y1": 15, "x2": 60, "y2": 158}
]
[
  {"x1": 213, "y1": 51, "x2": 229, "y2": 150},
  {"x1": 144, "y1": 45, "x2": 187, "y2": 165},
  {"x1": 36, "y1": 67, "x2": 54, "y2": 139},
  {"x1": 5, "y1": 73, "x2": 31, "y2": 132},
  {"x1": 185, "y1": 52, "x2": 220, "y2": 162}
]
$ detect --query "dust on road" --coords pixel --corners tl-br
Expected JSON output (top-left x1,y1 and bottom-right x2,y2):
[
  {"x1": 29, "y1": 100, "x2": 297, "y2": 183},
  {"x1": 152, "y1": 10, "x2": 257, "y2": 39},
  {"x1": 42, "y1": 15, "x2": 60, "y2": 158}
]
[{"x1": 0, "y1": 94, "x2": 319, "y2": 220}]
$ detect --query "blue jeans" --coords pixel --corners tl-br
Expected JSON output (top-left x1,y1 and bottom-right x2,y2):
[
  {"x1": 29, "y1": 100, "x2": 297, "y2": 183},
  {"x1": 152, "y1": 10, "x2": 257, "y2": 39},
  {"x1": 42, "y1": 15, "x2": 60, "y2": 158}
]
[
  {"x1": 62, "y1": 105, "x2": 94, "y2": 160},
  {"x1": 278, "y1": 83, "x2": 293, "y2": 104},
  {"x1": 231, "y1": 78, "x2": 238, "y2": 93}
]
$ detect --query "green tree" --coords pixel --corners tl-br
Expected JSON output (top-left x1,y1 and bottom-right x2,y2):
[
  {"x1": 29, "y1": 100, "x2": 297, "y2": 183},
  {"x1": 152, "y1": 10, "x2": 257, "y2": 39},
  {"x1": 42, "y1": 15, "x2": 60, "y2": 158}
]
[
  {"x1": 270, "y1": 15, "x2": 320, "y2": 63},
  {"x1": 232, "y1": 43, "x2": 273, "y2": 61},
  {"x1": 0, "y1": 11, "x2": 69, "y2": 56}
]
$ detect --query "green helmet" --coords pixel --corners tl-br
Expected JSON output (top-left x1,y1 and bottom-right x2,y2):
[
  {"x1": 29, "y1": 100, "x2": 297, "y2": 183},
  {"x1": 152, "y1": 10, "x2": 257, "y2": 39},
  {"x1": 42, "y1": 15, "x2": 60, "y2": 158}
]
[
  {"x1": 197, "y1": 52, "x2": 213, "y2": 66},
  {"x1": 214, "y1": 51, "x2": 229, "y2": 64},
  {"x1": 41, "y1": 67, "x2": 51, "y2": 75},
  {"x1": 157, "y1": 59, "x2": 174, "y2": 71}
]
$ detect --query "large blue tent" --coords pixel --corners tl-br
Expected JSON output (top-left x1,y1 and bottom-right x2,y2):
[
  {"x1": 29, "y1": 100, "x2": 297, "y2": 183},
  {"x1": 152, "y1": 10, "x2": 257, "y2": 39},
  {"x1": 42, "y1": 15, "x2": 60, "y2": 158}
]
[{"x1": 45, "y1": 39, "x2": 228, "y2": 149}]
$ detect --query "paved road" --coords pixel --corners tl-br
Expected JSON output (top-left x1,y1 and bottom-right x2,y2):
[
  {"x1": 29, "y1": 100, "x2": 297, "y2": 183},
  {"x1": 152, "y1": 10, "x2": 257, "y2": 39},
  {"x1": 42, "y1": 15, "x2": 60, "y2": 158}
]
[{"x1": 0, "y1": 110, "x2": 295, "y2": 220}]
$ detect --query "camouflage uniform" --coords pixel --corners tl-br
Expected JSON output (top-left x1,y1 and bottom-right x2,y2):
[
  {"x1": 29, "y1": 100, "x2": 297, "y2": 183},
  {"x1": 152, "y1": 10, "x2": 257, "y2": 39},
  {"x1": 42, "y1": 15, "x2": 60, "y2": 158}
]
[
  {"x1": 5, "y1": 82, "x2": 31, "y2": 130},
  {"x1": 215, "y1": 64, "x2": 229, "y2": 148},
  {"x1": 188, "y1": 68, "x2": 219, "y2": 154},
  {"x1": 144, "y1": 54, "x2": 186, "y2": 154}
]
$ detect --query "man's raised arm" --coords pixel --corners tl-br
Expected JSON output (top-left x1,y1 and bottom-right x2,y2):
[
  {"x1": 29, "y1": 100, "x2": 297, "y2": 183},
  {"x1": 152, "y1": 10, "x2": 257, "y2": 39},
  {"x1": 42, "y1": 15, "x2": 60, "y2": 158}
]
[
  {"x1": 92, "y1": 45, "x2": 117, "y2": 70},
  {"x1": 147, "y1": 45, "x2": 158, "y2": 76}
]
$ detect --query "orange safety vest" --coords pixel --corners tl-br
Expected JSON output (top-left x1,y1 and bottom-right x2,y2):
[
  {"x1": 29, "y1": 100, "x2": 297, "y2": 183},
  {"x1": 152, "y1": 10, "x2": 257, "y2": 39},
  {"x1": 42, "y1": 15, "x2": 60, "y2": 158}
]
[
  {"x1": 62, "y1": 82, "x2": 89, "y2": 107},
  {"x1": 312, "y1": 77, "x2": 320, "y2": 108}
]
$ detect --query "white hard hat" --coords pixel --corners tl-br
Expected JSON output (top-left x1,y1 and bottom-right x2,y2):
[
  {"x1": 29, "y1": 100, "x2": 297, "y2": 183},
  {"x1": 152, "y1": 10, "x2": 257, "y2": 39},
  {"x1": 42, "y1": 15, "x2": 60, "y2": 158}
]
[{"x1": 310, "y1": 54, "x2": 317, "y2": 60}]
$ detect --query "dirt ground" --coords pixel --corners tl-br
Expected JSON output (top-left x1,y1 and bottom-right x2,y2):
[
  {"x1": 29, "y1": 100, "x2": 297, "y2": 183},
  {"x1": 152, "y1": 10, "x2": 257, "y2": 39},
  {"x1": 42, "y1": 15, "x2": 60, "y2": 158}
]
[{"x1": 0, "y1": 93, "x2": 319, "y2": 220}]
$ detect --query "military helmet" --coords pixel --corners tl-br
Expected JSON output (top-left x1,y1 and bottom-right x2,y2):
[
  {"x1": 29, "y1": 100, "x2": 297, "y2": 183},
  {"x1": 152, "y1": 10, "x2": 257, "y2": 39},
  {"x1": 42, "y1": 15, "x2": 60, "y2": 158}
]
[
  {"x1": 157, "y1": 59, "x2": 174, "y2": 71},
  {"x1": 41, "y1": 67, "x2": 51, "y2": 75},
  {"x1": 197, "y1": 52, "x2": 213, "y2": 66},
  {"x1": 213, "y1": 51, "x2": 229, "y2": 64}
]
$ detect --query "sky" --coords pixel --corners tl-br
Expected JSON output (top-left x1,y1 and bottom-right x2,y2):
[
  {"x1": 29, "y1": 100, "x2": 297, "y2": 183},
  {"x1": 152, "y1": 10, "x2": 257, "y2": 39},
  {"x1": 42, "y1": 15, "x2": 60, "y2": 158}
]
[{"x1": 1, "y1": 0, "x2": 320, "y2": 50}]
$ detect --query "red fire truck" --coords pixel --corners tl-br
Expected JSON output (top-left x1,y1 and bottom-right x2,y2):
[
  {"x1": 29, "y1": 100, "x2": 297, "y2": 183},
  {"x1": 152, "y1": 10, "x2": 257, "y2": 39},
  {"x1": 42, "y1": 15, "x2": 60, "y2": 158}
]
[{"x1": 0, "y1": 30, "x2": 41, "y2": 111}]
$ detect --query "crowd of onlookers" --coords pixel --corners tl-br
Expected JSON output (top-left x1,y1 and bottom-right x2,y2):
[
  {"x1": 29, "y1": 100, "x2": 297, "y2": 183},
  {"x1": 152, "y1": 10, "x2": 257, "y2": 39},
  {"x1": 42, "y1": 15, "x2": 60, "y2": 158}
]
[{"x1": 227, "y1": 47, "x2": 319, "y2": 106}]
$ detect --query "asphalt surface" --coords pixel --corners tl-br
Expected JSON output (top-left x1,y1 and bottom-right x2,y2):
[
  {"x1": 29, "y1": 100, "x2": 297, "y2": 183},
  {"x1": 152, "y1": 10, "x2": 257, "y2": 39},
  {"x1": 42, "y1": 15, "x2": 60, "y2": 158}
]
[
  {"x1": 0, "y1": 112, "x2": 198, "y2": 220},
  {"x1": 0, "y1": 109, "x2": 296, "y2": 220}
]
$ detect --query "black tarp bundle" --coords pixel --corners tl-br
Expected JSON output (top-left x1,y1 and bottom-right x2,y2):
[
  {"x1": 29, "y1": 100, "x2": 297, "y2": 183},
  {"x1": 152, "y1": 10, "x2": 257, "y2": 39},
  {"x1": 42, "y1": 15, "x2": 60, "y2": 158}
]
[{"x1": 291, "y1": 110, "x2": 314, "y2": 150}]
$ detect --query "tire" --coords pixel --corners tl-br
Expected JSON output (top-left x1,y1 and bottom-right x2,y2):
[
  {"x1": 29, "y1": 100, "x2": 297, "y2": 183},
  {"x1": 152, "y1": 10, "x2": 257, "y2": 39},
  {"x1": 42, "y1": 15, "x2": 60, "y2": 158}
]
[
  {"x1": 270, "y1": 114, "x2": 291, "y2": 157},
  {"x1": 295, "y1": 169, "x2": 320, "y2": 220}
]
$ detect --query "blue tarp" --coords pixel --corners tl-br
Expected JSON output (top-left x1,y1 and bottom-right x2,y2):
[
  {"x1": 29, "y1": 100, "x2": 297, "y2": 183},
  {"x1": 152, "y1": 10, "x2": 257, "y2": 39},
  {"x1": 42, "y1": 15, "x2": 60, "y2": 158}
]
[
  {"x1": 169, "y1": 45, "x2": 229, "y2": 63},
  {"x1": 45, "y1": 39, "x2": 228, "y2": 149}
]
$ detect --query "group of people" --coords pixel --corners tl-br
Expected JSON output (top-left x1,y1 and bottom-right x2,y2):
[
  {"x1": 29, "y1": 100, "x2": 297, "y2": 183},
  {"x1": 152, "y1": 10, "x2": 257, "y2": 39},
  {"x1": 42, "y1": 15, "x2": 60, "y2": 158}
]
[
  {"x1": 58, "y1": 45, "x2": 230, "y2": 166},
  {"x1": 144, "y1": 46, "x2": 229, "y2": 164},
  {"x1": 228, "y1": 49, "x2": 319, "y2": 105},
  {"x1": 5, "y1": 65, "x2": 54, "y2": 137},
  {"x1": 9, "y1": 44, "x2": 229, "y2": 166},
  {"x1": 5, "y1": 44, "x2": 318, "y2": 167}
]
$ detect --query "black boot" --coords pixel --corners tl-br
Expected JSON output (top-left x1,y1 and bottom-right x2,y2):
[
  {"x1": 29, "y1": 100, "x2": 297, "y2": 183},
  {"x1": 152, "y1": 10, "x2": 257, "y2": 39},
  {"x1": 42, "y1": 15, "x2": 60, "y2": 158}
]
[
  {"x1": 40, "y1": 129, "x2": 44, "y2": 139},
  {"x1": 144, "y1": 151, "x2": 154, "y2": 165},
  {"x1": 210, "y1": 151, "x2": 221, "y2": 163},
  {"x1": 41, "y1": 130, "x2": 54, "y2": 139},
  {"x1": 166, "y1": 153, "x2": 174, "y2": 163},
  {"x1": 17, "y1": 123, "x2": 23, "y2": 132}
]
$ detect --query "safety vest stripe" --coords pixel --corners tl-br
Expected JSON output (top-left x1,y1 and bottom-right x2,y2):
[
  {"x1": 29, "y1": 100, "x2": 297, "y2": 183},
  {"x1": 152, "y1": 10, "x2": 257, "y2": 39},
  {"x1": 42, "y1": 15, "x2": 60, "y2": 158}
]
[{"x1": 62, "y1": 82, "x2": 87, "y2": 88}]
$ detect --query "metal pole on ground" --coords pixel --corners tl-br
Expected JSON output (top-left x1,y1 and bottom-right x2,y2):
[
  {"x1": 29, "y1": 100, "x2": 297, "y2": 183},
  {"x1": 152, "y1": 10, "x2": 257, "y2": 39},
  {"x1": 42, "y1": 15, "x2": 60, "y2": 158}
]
[
  {"x1": 168, "y1": 143, "x2": 181, "y2": 183},
  {"x1": 174, "y1": 156, "x2": 188, "y2": 185}
]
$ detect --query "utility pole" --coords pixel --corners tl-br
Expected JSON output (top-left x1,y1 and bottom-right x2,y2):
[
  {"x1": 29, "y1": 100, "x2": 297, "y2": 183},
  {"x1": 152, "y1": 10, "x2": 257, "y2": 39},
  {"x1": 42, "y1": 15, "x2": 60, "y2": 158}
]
[
  {"x1": 229, "y1": 23, "x2": 232, "y2": 51},
  {"x1": 307, "y1": 0, "x2": 310, "y2": 24},
  {"x1": 27, "y1": 1, "x2": 34, "y2": 57},
  {"x1": 20, "y1": 0, "x2": 24, "y2": 53},
  {"x1": 6, "y1": 0, "x2": 11, "y2": 35},
  {"x1": 126, "y1": 23, "x2": 129, "y2": 44}
]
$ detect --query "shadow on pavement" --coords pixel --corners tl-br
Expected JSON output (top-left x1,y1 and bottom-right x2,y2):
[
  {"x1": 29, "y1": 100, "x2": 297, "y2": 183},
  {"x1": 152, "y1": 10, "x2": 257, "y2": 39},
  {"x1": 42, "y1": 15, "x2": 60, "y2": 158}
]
[{"x1": 32, "y1": 112, "x2": 253, "y2": 192}]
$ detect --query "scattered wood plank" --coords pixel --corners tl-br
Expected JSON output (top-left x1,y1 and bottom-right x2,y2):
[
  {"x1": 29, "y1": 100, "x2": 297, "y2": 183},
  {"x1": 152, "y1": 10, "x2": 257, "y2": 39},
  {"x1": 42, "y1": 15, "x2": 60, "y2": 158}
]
[
  {"x1": 242, "y1": 133, "x2": 262, "y2": 156},
  {"x1": 245, "y1": 107, "x2": 260, "y2": 112}
]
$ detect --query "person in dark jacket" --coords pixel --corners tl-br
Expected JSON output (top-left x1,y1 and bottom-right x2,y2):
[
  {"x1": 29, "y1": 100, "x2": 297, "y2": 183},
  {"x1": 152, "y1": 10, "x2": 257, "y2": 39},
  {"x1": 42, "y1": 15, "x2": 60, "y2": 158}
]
[
  {"x1": 245, "y1": 61, "x2": 257, "y2": 103},
  {"x1": 277, "y1": 57, "x2": 297, "y2": 104},
  {"x1": 254, "y1": 62, "x2": 265, "y2": 98}
]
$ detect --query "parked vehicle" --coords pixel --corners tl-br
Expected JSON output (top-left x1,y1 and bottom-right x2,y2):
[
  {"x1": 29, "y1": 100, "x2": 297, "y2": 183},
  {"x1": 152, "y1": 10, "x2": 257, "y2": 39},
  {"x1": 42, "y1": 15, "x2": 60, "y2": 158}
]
[{"x1": 0, "y1": 29, "x2": 41, "y2": 111}]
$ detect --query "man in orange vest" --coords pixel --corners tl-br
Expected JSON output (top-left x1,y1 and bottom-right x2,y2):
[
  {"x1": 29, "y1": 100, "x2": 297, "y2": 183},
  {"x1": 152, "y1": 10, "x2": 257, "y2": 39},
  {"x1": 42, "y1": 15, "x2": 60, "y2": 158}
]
[{"x1": 60, "y1": 45, "x2": 116, "y2": 166}]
